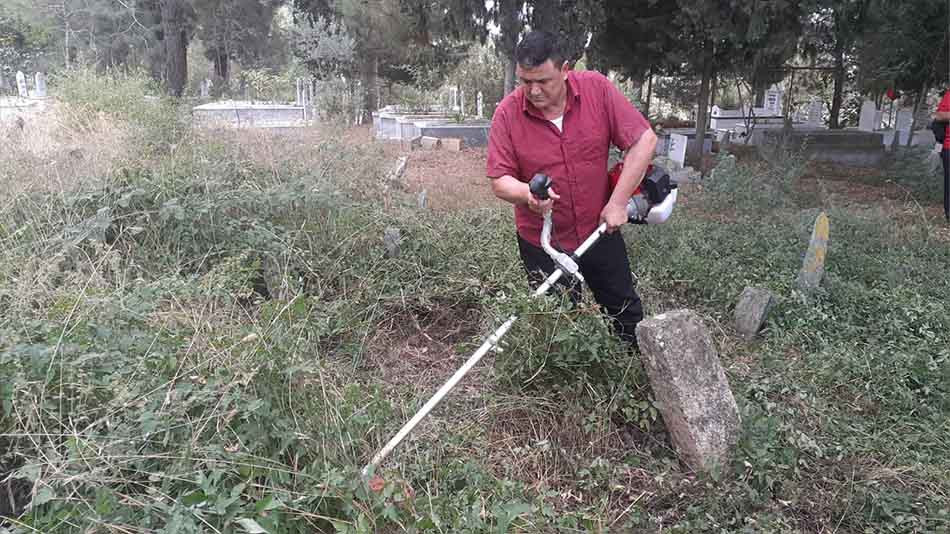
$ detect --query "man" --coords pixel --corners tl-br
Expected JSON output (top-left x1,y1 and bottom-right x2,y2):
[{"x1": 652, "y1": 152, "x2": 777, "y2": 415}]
[
  {"x1": 935, "y1": 89, "x2": 950, "y2": 222},
  {"x1": 485, "y1": 31, "x2": 658, "y2": 346}
]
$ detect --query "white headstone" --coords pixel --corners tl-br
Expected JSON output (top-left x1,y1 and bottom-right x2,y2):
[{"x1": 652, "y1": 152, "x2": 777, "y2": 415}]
[
  {"x1": 460, "y1": 91, "x2": 465, "y2": 116},
  {"x1": 477, "y1": 91, "x2": 484, "y2": 118},
  {"x1": 807, "y1": 99, "x2": 823, "y2": 127},
  {"x1": 858, "y1": 100, "x2": 878, "y2": 132},
  {"x1": 668, "y1": 133, "x2": 688, "y2": 169},
  {"x1": 33, "y1": 72, "x2": 47, "y2": 98},
  {"x1": 16, "y1": 71, "x2": 27, "y2": 98},
  {"x1": 450, "y1": 87, "x2": 459, "y2": 111},
  {"x1": 895, "y1": 107, "x2": 914, "y2": 145},
  {"x1": 765, "y1": 85, "x2": 783, "y2": 114},
  {"x1": 200, "y1": 79, "x2": 210, "y2": 98},
  {"x1": 295, "y1": 78, "x2": 302, "y2": 105}
]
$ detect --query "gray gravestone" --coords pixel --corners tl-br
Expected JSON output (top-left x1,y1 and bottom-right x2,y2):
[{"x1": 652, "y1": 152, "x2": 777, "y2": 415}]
[
  {"x1": 858, "y1": 100, "x2": 878, "y2": 132},
  {"x1": 668, "y1": 134, "x2": 687, "y2": 169},
  {"x1": 383, "y1": 227, "x2": 402, "y2": 258},
  {"x1": 33, "y1": 72, "x2": 46, "y2": 97},
  {"x1": 460, "y1": 91, "x2": 465, "y2": 116},
  {"x1": 295, "y1": 78, "x2": 302, "y2": 105},
  {"x1": 895, "y1": 108, "x2": 913, "y2": 145},
  {"x1": 200, "y1": 79, "x2": 210, "y2": 98},
  {"x1": 417, "y1": 189, "x2": 427, "y2": 210},
  {"x1": 477, "y1": 91, "x2": 484, "y2": 118},
  {"x1": 636, "y1": 309, "x2": 741, "y2": 475},
  {"x1": 16, "y1": 71, "x2": 27, "y2": 98},
  {"x1": 807, "y1": 99, "x2": 822, "y2": 127},
  {"x1": 734, "y1": 287, "x2": 776, "y2": 339},
  {"x1": 797, "y1": 211, "x2": 830, "y2": 293},
  {"x1": 765, "y1": 86, "x2": 783, "y2": 114}
]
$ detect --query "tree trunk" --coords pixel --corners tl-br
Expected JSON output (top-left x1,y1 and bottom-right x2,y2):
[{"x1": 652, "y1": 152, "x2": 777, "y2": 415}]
[
  {"x1": 160, "y1": 0, "x2": 188, "y2": 97},
  {"x1": 498, "y1": 0, "x2": 520, "y2": 95},
  {"x1": 906, "y1": 80, "x2": 928, "y2": 147},
  {"x1": 213, "y1": 49, "x2": 229, "y2": 87},
  {"x1": 753, "y1": 78, "x2": 766, "y2": 108},
  {"x1": 504, "y1": 58, "x2": 516, "y2": 95},
  {"x1": 360, "y1": 53, "x2": 378, "y2": 115},
  {"x1": 691, "y1": 42, "x2": 714, "y2": 163},
  {"x1": 830, "y1": 45, "x2": 845, "y2": 129}
]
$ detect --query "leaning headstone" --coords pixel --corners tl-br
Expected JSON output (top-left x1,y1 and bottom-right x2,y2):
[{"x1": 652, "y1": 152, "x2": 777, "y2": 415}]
[
  {"x1": 668, "y1": 133, "x2": 687, "y2": 169},
  {"x1": 796, "y1": 211, "x2": 830, "y2": 294},
  {"x1": 477, "y1": 91, "x2": 484, "y2": 118},
  {"x1": 858, "y1": 100, "x2": 878, "y2": 132},
  {"x1": 734, "y1": 287, "x2": 776, "y2": 339},
  {"x1": 388, "y1": 156, "x2": 408, "y2": 186},
  {"x1": 16, "y1": 71, "x2": 27, "y2": 98},
  {"x1": 33, "y1": 72, "x2": 47, "y2": 98},
  {"x1": 420, "y1": 136, "x2": 441, "y2": 149},
  {"x1": 383, "y1": 227, "x2": 402, "y2": 258},
  {"x1": 635, "y1": 309, "x2": 741, "y2": 475}
]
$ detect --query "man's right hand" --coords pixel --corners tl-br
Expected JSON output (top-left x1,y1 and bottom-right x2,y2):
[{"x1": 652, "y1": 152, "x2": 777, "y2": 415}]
[{"x1": 527, "y1": 187, "x2": 560, "y2": 215}]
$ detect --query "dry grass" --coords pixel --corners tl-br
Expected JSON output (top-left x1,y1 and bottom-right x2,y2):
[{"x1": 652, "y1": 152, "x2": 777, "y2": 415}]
[{"x1": 0, "y1": 100, "x2": 130, "y2": 198}]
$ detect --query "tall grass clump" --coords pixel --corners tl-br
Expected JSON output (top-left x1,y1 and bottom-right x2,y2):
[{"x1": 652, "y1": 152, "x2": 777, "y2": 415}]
[{"x1": 55, "y1": 68, "x2": 189, "y2": 158}]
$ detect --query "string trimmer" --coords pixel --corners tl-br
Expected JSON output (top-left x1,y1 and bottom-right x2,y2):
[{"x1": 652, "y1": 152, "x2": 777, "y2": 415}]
[{"x1": 362, "y1": 165, "x2": 677, "y2": 478}]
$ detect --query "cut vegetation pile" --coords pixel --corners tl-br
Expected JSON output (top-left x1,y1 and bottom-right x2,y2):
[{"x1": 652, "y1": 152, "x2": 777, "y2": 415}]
[{"x1": 1, "y1": 72, "x2": 949, "y2": 533}]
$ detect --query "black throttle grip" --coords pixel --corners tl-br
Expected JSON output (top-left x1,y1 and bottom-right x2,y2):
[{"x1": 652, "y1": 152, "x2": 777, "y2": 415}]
[{"x1": 529, "y1": 173, "x2": 553, "y2": 200}]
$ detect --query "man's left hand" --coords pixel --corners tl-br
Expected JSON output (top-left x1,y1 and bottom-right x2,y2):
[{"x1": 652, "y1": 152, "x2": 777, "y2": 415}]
[{"x1": 600, "y1": 202, "x2": 628, "y2": 234}]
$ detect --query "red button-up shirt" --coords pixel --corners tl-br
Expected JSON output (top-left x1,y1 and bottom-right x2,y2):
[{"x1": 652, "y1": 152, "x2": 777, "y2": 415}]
[
  {"x1": 938, "y1": 90, "x2": 950, "y2": 150},
  {"x1": 486, "y1": 70, "x2": 652, "y2": 252}
]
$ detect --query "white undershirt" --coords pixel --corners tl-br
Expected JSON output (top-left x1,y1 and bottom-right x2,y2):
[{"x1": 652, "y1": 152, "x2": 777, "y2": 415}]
[{"x1": 549, "y1": 115, "x2": 564, "y2": 132}]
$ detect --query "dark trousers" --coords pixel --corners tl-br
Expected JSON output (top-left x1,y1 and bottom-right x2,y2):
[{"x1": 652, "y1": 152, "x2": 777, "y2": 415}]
[
  {"x1": 517, "y1": 231, "x2": 644, "y2": 347},
  {"x1": 942, "y1": 149, "x2": 950, "y2": 221}
]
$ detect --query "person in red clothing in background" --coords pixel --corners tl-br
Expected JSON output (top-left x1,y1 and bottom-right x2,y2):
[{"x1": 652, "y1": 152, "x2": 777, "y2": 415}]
[
  {"x1": 934, "y1": 88, "x2": 950, "y2": 221},
  {"x1": 485, "y1": 31, "x2": 658, "y2": 347}
]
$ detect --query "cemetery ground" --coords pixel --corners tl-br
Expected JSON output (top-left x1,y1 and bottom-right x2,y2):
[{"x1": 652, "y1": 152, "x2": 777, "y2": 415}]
[{"x1": 2, "y1": 76, "x2": 950, "y2": 533}]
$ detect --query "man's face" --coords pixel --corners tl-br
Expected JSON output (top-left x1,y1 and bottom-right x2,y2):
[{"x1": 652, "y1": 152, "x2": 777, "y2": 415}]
[{"x1": 516, "y1": 59, "x2": 569, "y2": 112}]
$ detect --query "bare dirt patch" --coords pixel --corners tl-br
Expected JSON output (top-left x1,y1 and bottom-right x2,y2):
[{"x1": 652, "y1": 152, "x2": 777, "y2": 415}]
[{"x1": 366, "y1": 300, "x2": 484, "y2": 392}]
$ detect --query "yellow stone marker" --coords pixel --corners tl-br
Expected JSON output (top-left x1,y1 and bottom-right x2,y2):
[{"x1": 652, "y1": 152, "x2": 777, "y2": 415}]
[{"x1": 797, "y1": 211, "x2": 829, "y2": 292}]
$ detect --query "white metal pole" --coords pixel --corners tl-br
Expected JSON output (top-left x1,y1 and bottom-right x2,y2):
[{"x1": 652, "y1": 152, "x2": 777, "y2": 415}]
[{"x1": 362, "y1": 222, "x2": 608, "y2": 477}]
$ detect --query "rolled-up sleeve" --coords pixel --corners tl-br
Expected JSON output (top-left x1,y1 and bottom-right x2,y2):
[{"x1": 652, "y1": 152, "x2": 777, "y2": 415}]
[
  {"x1": 604, "y1": 77, "x2": 651, "y2": 151},
  {"x1": 486, "y1": 107, "x2": 520, "y2": 179}
]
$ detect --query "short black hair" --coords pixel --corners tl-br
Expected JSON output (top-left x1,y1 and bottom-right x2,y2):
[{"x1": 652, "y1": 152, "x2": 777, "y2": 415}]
[{"x1": 515, "y1": 31, "x2": 565, "y2": 69}]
